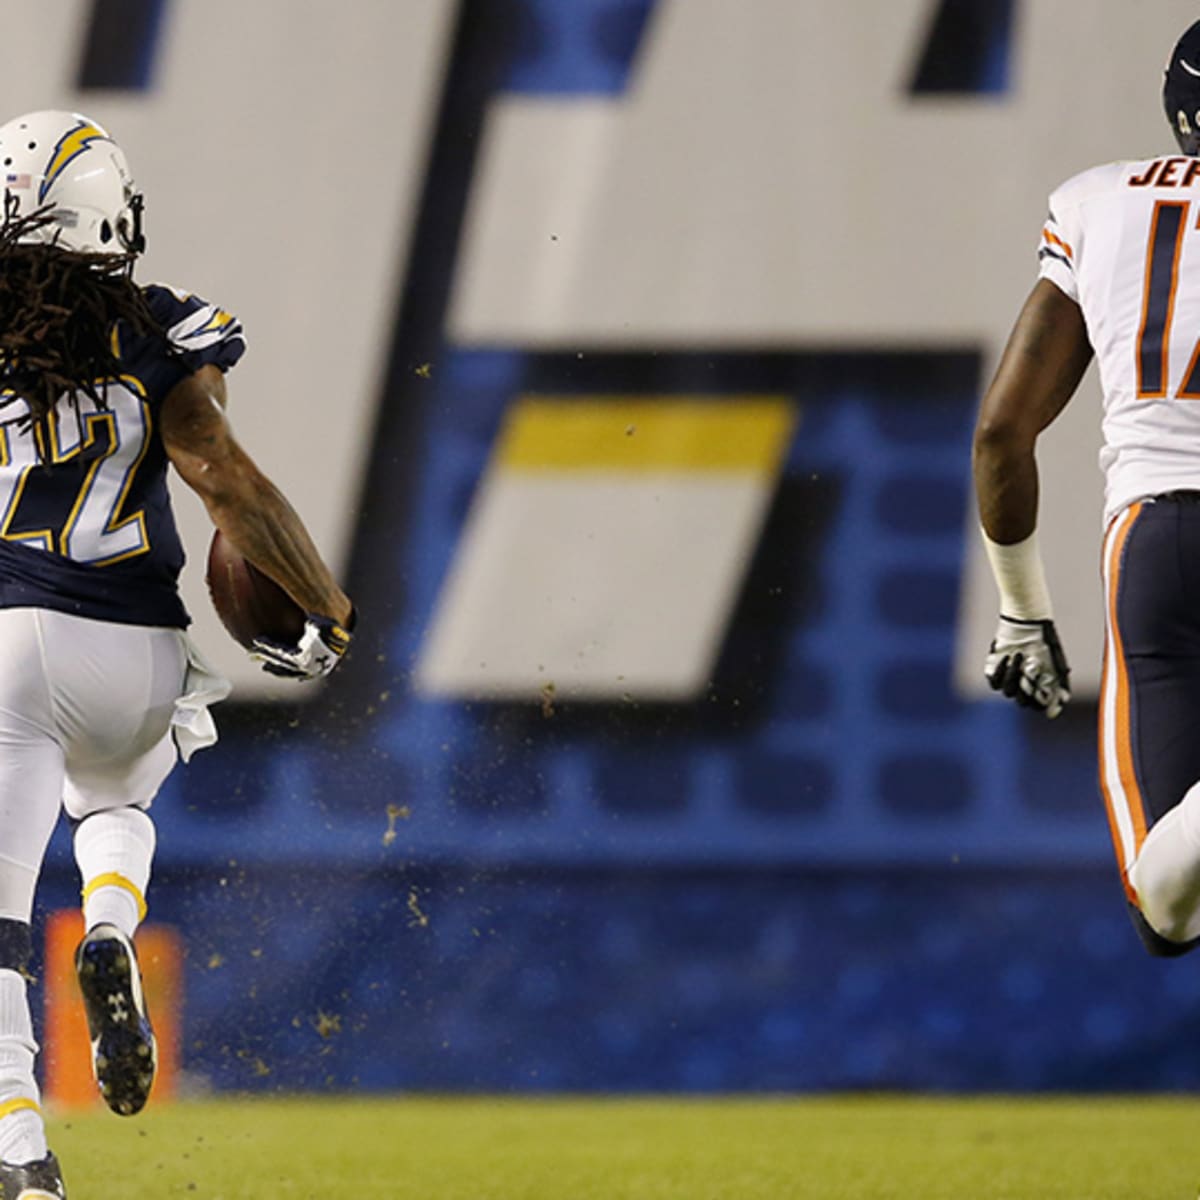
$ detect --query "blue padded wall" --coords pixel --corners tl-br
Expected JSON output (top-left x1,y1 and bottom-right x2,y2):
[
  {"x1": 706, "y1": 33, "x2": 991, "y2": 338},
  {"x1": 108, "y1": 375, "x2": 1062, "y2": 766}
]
[{"x1": 35, "y1": 861, "x2": 1180, "y2": 1094}]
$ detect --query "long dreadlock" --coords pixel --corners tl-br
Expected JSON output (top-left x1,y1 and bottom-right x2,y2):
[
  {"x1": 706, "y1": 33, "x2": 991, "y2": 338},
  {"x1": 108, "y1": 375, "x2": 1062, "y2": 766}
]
[{"x1": 0, "y1": 195, "x2": 166, "y2": 455}]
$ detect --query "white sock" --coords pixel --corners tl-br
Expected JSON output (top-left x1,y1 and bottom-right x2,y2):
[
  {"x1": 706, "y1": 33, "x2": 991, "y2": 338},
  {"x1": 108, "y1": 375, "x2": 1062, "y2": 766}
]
[
  {"x1": 1129, "y1": 780, "x2": 1200, "y2": 943},
  {"x1": 74, "y1": 808, "x2": 156, "y2": 939},
  {"x1": 0, "y1": 970, "x2": 45, "y2": 1165}
]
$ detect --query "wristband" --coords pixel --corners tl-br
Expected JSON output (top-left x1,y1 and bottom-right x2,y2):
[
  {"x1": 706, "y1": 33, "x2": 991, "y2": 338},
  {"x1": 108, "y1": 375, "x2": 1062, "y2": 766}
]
[{"x1": 981, "y1": 528, "x2": 1053, "y2": 620}]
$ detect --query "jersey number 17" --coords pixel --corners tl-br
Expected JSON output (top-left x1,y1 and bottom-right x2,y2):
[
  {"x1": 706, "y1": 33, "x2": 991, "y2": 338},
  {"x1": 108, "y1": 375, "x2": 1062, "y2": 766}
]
[{"x1": 1137, "y1": 200, "x2": 1200, "y2": 398}]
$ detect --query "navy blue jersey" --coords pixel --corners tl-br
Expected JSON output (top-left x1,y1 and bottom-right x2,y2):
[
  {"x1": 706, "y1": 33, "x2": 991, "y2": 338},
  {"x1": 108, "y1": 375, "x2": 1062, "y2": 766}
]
[{"x1": 0, "y1": 284, "x2": 245, "y2": 627}]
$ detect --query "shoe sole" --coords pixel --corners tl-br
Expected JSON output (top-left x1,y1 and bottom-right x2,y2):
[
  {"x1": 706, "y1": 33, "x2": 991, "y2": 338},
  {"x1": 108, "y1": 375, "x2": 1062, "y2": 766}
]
[{"x1": 75, "y1": 932, "x2": 156, "y2": 1117}]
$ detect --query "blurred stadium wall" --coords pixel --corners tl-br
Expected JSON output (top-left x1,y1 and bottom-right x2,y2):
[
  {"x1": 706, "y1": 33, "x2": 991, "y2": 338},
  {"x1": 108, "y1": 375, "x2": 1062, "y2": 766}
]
[{"x1": 12, "y1": 0, "x2": 1200, "y2": 1092}]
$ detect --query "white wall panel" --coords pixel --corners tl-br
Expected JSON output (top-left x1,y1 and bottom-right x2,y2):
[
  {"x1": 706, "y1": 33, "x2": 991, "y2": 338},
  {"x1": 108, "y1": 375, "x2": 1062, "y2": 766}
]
[{"x1": 0, "y1": 0, "x2": 455, "y2": 693}]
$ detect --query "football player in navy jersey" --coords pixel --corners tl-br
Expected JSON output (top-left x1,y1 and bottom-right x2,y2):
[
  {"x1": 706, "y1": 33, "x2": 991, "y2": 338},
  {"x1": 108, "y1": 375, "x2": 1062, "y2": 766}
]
[{"x1": 0, "y1": 110, "x2": 354, "y2": 1199}]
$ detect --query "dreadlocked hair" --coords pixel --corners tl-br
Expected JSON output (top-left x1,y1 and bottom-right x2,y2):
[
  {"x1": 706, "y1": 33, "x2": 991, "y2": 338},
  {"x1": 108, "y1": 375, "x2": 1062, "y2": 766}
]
[{"x1": 0, "y1": 199, "x2": 166, "y2": 455}]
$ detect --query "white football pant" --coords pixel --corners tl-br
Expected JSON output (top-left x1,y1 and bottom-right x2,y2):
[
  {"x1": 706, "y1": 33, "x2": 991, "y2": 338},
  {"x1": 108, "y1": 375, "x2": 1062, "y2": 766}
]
[{"x1": 0, "y1": 607, "x2": 189, "y2": 924}]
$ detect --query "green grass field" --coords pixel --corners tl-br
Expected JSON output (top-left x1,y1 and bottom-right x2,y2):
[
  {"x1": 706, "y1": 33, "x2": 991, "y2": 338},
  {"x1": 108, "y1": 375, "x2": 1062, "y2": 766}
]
[{"x1": 45, "y1": 1094, "x2": 1200, "y2": 1199}]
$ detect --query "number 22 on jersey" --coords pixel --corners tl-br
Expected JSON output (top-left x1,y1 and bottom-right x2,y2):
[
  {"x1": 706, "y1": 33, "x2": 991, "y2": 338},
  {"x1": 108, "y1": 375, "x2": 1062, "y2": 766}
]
[
  {"x1": 0, "y1": 381, "x2": 151, "y2": 565},
  {"x1": 1136, "y1": 200, "x2": 1200, "y2": 398}
]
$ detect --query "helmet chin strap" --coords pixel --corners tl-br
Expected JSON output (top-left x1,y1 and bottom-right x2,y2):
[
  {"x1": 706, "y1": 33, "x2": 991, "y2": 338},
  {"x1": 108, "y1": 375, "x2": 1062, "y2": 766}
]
[{"x1": 119, "y1": 193, "x2": 145, "y2": 255}]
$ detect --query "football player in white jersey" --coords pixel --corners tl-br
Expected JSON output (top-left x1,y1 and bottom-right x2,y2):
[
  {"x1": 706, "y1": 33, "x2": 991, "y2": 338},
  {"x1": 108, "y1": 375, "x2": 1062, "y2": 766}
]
[
  {"x1": 0, "y1": 111, "x2": 355, "y2": 1199},
  {"x1": 975, "y1": 19, "x2": 1200, "y2": 962}
]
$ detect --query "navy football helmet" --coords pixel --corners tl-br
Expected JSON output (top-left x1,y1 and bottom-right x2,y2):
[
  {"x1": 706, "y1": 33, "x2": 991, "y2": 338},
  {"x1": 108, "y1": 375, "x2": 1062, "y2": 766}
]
[{"x1": 1165, "y1": 21, "x2": 1200, "y2": 156}]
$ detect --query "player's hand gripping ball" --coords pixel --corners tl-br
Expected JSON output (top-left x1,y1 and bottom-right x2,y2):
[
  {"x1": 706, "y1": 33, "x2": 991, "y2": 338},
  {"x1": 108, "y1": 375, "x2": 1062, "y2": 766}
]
[
  {"x1": 984, "y1": 614, "x2": 1071, "y2": 719},
  {"x1": 249, "y1": 614, "x2": 353, "y2": 681},
  {"x1": 205, "y1": 529, "x2": 306, "y2": 650},
  {"x1": 207, "y1": 531, "x2": 354, "y2": 680}
]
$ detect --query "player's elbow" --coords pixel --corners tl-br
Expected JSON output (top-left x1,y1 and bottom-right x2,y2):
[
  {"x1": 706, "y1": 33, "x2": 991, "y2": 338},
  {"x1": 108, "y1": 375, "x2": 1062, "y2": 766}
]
[
  {"x1": 972, "y1": 412, "x2": 1033, "y2": 466},
  {"x1": 173, "y1": 447, "x2": 263, "y2": 516},
  {"x1": 182, "y1": 460, "x2": 237, "y2": 508}
]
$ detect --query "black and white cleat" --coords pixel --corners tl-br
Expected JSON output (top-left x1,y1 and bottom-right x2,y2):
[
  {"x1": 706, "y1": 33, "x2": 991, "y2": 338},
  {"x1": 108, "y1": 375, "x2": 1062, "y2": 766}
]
[
  {"x1": 0, "y1": 1149, "x2": 66, "y2": 1199},
  {"x1": 74, "y1": 923, "x2": 156, "y2": 1116}
]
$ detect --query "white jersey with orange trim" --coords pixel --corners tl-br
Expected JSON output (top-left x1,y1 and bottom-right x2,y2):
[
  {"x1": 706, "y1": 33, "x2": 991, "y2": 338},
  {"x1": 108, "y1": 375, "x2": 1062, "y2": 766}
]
[{"x1": 1038, "y1": 154, "x2": 1200, "y2": 523}]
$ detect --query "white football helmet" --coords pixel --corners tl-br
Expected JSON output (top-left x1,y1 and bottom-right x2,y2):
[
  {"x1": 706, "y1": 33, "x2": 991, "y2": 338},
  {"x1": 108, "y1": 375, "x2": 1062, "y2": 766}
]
[{"x1": 0, "y1": 110, "x2": 144, "y2": 254}]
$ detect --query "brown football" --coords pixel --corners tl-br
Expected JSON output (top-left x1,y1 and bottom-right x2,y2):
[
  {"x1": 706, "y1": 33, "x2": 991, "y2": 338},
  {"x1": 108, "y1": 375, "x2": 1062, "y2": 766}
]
[{"x1": 205, "y1": 530, "x2": 305, "y2": 649}]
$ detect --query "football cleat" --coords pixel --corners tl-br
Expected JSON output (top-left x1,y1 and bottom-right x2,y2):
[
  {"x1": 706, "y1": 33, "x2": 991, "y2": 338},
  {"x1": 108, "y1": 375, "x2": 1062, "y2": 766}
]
[
  {"x1": 0, "y1": 1150, "x2": 66, "y2": 1199},
  {"x1": 74, "y1": 924, "x2": 156, "y2": 1116}
]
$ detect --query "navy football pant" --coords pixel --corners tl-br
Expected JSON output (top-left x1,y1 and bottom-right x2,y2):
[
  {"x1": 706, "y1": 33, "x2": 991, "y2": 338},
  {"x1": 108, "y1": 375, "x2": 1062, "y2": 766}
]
[{"x1": 1102, "y1": 497, "x2": 1200, "y2": 952}]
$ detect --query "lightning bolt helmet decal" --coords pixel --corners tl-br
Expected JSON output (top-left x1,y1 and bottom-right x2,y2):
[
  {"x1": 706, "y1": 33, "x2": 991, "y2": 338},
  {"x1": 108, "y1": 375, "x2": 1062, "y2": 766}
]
[{"x1": 38, "y1": 119, "x2": 110, "y2": 204}]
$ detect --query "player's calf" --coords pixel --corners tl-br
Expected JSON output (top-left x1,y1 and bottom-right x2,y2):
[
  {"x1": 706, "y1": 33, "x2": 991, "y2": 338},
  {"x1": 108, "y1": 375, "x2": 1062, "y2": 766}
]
[
  {"x1": 1126, "y1": 902, "x2": 1200, "y2": 958},
  {"x1": 1126, "y1": 785, "x2": 1200, "y2": 956},
  {"x1": 0, "y1": 921, "x2": 51, "y2": 1175}
]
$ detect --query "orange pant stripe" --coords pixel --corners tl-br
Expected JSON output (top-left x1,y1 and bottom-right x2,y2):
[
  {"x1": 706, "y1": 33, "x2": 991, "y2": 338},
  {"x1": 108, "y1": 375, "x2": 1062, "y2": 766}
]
[{"x1": 1099, "y1": 502, "x2": 1148, "y2": 899}]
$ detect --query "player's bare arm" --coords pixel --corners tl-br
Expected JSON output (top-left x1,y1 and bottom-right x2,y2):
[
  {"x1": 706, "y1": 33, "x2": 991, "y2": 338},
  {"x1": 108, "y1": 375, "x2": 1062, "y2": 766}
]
[
  {"x1": 972, "y1": 278, "x2": 1092, "y2": 718},
  {"x1": 160, "y1": 364, "x2": 353, "y2": 629},
  {"x1": 973, "y1": 278, "x2": 1094, "y2": 542}
]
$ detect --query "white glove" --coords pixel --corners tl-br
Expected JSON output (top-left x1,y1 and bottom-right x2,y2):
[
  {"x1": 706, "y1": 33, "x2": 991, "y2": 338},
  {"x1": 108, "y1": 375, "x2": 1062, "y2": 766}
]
[
  {"x1": 984, "y1": 615, "x2": 1071, "y2": 719},
  {"x1": 250, "y1": 612, "x2": 354, "y2": 681}
]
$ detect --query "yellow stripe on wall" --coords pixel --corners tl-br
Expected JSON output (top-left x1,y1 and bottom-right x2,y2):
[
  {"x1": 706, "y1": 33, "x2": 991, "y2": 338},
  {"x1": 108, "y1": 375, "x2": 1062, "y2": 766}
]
[{"x1": 496, "y1": 397, "x2": 798, "y2": 472}]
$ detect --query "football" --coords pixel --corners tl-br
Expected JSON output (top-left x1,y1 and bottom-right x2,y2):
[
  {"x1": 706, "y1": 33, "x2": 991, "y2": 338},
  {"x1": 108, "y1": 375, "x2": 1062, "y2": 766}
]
[{"x1": 205, "y1": 530, "x2": 305, "y2": 649}]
